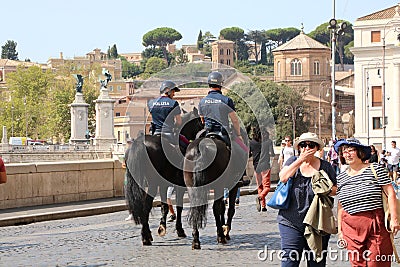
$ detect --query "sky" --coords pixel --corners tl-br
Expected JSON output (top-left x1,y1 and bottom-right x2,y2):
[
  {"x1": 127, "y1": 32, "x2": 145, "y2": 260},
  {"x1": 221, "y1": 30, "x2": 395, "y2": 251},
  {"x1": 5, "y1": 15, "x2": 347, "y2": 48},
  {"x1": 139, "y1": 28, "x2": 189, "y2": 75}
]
[{"x1": 1, "y1": 0, "x2": 397, "y2": 63}]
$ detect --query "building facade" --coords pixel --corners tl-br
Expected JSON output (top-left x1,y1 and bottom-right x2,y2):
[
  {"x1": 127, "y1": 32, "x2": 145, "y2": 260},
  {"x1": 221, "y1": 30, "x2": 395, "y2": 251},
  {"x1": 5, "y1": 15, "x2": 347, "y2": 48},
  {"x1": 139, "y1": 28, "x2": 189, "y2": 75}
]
[
  {"x1": 272, "y1": 29, "x2": 353, "y2": 142},
  {"x1": 351, "y1": 3, "x2": 400, "y2": 150}
]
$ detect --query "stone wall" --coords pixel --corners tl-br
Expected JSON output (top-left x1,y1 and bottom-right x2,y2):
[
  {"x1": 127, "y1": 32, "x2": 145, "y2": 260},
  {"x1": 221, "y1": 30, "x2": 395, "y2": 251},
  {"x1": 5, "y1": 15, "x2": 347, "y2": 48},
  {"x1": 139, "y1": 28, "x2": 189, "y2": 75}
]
[
  {"x1": 0, "y1": 154, "x2": 281, "y2": 210},
  {"x1": 0, "y1": 159, "x2": 125, "y2": 210}
]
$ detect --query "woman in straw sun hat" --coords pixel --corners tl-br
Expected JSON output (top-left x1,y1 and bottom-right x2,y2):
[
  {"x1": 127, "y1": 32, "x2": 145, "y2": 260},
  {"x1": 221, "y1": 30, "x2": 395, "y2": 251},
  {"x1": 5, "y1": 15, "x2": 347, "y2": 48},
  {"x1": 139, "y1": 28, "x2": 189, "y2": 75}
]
[{"x1": 277, "y1": 132, "x2": 337, "y2": 266}]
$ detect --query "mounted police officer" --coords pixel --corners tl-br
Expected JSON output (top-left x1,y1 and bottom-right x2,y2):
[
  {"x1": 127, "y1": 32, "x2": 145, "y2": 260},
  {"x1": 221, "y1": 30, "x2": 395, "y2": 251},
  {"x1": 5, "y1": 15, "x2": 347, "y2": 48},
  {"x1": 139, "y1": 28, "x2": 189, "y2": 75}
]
[
  {"x1": 198, "y1": 71, "x2": 243, "y2": 146},
  {"x1": 148, "y1": 80, "x2": 182, "y2": 136}
]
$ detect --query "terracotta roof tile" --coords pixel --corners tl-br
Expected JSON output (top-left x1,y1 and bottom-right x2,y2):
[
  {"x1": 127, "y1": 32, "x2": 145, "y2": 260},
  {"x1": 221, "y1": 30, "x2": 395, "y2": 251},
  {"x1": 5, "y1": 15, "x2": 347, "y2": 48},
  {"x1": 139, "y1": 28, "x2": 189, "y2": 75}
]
[
  {"x1": 273, "y1": 32, "x2": 329, "y2": 52},
  {"x1": 357, "y1": 5, "x2": 397, "y2": 21}
]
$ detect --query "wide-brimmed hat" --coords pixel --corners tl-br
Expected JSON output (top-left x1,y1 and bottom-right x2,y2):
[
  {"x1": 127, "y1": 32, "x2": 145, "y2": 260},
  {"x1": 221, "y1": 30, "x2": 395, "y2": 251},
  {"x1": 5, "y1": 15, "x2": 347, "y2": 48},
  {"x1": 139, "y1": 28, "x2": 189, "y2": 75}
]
[
  {"x1": 293, "y1": 132, "x2": 324, "y2": 150},
  {"x1": 334, "y1": 138, "x2": 371, "y2": 159}
]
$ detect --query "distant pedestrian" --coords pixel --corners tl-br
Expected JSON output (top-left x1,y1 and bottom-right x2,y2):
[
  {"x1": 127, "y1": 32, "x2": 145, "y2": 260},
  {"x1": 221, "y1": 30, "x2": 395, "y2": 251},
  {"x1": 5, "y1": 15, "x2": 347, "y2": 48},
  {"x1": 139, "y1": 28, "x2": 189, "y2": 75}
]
[
  {"x1": 166, "y1": 186, "x2": 176, "y2": 222},
  {"x1": 368, "y1": 145, "x2": 378, "y2": 163},
  {"x1": 386, "y1": 141, "x2": 400, "y2": 181},
  {"x1": 250, "y1": 127, "x2": 275, "y2": 212},
  {"x1": 278, "y1": 136, "x2": 294, "y2": 170},
  {"x1": 0, "y1": 157, "x2": 6, "y2": 184},
  {"x1": 326, "y1": 142, "x2": 339, "y2": 174}
]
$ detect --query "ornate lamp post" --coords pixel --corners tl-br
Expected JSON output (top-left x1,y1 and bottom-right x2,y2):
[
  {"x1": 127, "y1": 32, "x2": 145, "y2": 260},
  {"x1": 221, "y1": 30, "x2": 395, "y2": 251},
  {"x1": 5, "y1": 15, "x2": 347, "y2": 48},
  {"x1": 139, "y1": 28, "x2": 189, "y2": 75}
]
[
  {"x1": 285, "y1": 105, "x2": 303, "y2": 140},
  {"x1": 328, "y1": 0, "x2": 347, "y2": 141},
  {"x1": 319, "y1": 81, "x2": 330, "y2": 138}
]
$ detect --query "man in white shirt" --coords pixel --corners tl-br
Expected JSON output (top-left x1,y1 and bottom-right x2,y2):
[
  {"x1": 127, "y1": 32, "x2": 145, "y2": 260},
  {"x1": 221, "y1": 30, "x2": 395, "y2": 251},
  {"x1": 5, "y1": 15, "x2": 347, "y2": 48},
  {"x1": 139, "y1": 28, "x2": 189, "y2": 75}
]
[
  {"x1": 386, "y1": 140, "x2": 400, "y2": 181},
  {"x1": 278, "y1": 136, "x2": 295, "y2": 170}
]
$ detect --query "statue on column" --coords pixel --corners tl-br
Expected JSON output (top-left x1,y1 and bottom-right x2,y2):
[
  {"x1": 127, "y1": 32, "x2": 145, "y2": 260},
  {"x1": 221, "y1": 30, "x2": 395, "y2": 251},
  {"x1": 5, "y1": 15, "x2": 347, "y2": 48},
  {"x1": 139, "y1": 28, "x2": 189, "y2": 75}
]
[
  {"x1": 73, "y1": 74, "x2": 84, "y2": 93},
  {"x1": 100, "y1": 68, "x2": 112, "y2": 89}
]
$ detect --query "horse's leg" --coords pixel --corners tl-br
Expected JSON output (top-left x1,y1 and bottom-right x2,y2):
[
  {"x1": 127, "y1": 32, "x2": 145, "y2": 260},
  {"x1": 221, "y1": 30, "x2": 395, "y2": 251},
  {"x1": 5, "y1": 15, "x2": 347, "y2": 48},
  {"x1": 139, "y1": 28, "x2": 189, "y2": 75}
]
[
  {"x1": 142, "y1": 185, "x2": 156, "y2": 245},
  {"x1": 192, "y1": 225, "x2": 201, "y2": 250},
  {"x1": 158, "y1": 184, "x2": 168, "y2": 237},
  {"x1": 223, "y1": 184, "x2": 239, "y2": 241},
  {"x1": 213, "y1": 193, "x2": 227, "y2": 244},
  {"x1": 175, "y1": 186, "x2": 187, "y2": 238}
]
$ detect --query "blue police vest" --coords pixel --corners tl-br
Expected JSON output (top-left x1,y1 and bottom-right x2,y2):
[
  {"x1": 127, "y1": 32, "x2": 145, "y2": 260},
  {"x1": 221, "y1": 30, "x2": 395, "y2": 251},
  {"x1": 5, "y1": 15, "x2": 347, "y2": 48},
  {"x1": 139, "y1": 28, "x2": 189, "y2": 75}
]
[
  {"x1": 198, "y1": 90, "x2": 235, "y2": 133},
  {"x1": 148, "y1": 96, "x2": 181, "y2": 133}
]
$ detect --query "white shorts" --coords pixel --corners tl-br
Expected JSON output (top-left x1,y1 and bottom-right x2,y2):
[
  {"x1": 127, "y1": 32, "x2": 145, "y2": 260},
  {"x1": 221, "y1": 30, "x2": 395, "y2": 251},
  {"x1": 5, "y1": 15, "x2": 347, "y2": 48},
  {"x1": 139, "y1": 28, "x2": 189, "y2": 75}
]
[{"x1": 167, "y1": 186, "x2": 175, "y2": 199}]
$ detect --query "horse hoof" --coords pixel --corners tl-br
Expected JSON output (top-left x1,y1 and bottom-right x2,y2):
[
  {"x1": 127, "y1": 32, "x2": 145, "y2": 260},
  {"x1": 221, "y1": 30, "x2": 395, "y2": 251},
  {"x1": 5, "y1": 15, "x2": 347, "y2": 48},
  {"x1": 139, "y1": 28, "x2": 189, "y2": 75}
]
[
  {"x1": 177, "y1": 228, "x2": 187, "y2": 238},
  {"x1": 158, "y1": 224, "x2": 166, "y2": 236},
  {"x1": 192, "y1": 241, "x2": 201, "y2": 250},
  {"x1": 142, "y1": 239, "x2": 152, "y2": 246},
  {"x1": 217, "y1": 236, "x2": 227, "y2": 244},
  {"x1": 222, "y1": 225, "x2": 230, "y2": 236}
]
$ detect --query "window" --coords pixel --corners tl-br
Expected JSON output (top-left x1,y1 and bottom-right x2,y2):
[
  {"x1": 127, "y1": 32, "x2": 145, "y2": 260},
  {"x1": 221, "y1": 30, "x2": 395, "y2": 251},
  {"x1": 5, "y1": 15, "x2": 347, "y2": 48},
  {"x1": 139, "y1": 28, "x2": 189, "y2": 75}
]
[
  {"x1": 372, "y1": 117, "x2": 381, "y2": 129},
  {"x1": 109, "y1": 86, "x2": 114, "y2": 91},
  {"x1": 371, "y1": 86, "x2": 382, "y2": 107},
  {"x1": 277, "y1": 61, "x2": 281, "y2": 77},
  {"x1": 226, "y1": 59, "x2": 231, "y2": 65},
  {"x1": 290, "y1": 59, "x2": 302, "y2": 76},
  {"x1": 220, "y1": 59, "x2": 224, "y2": 64},
  {"x1": 219, "y1": 48, "x2": 224, "y2": 55},
  {"x1": 371, "y1": 31, "x2": 381, "y2": 43},
  {"x1": 116, "y1": 112, "x2": 120, "y2": 116},
  {"x1": 313, "y1": 61, "x2": 320, "y2": 75},
  {"x1": 227, "y1": 49, "x2": 231, "y2": 55},
  {"x1": 117, "y1": 85, "x2": 122, "y2": 91}
]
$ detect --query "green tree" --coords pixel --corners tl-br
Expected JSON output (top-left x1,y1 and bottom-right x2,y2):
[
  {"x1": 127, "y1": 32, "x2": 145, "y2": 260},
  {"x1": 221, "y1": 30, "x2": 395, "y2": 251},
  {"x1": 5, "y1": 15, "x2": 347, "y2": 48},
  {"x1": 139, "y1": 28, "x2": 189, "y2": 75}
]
[
  {"x1": 264, "y1": 27, "x2": 300, "y2": 64},
  {"x1": 227, "y1": 78, "x2": 306, "y2": 142},
  {"x1": 142, "y1": 27, "x2": 182, "y2": 63},
  {"x1": 172, "y1": 48, "x2": 188, "y2": 65},
  {"x1": 2, "y1": 66, "x2": 54, "y2": 140},
  {"x1": 1, "y1": 40, "x2": 19, "y2": 60},
  {"x1": 108, "y1": 44, "x2": 118, "y2": 59},
  {"x1": 220, "y1": 27, "x2": 246, "y2": 61},
  {"x1": 308, "y1": 20, "x2": 354, "y2": 68},
  {"x1": 197, "y1": 30, "x2": 203, "y2": 50},
  {"x1": 200, "y1": 31, "x2": 216, "y2": 57},
  {"x1": 120, "y1": 57, "x2": 142, "y2": 78},
  {"x1": 144, "y1": 57, "x2": 168, "y2": 75}
]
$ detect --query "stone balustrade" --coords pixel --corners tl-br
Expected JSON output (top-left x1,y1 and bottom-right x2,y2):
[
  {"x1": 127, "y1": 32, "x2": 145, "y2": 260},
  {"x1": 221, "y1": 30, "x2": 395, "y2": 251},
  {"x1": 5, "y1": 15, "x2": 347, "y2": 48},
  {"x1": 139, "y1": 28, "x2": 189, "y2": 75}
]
[{"x1": 0, "y1": 159, "x2": 125, "y2": 210}]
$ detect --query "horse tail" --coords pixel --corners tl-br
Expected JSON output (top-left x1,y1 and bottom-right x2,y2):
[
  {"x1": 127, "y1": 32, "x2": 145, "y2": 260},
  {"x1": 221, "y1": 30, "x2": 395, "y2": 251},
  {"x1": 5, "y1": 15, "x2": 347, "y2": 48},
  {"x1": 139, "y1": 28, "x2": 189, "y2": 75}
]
[
  {"x1": 188, "y1": 141, "x2": 210, "y2": 229},
  {"x1": 125, "y1": 136, "x2": 146, "y2": 225}
]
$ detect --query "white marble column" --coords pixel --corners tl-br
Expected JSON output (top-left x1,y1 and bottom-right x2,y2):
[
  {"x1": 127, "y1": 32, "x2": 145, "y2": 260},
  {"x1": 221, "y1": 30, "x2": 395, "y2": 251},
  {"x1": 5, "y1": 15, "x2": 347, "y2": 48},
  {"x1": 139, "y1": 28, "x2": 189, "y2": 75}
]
[
  {"x1": 69, "y1": 93, "x2": 89, "y2": 144},
  {"x1": 93, "y1": 88, "x2": 116, "y2": 149}
]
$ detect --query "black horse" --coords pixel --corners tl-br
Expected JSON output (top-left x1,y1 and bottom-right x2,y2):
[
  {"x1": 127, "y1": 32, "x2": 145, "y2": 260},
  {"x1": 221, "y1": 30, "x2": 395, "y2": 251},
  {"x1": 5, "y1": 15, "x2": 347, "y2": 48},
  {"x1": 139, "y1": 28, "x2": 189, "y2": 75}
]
[
  {"x1": 184, "y1": 132, "x2": 248, "y2": 249},
  {"x1": 125, "y1": 109, "x2": 202, "y2": 246}
]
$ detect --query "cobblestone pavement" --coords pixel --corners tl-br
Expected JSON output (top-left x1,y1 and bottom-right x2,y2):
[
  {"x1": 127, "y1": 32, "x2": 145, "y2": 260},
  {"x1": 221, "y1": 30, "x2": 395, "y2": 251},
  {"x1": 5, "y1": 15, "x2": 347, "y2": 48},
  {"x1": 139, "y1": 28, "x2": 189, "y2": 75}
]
[{"x1": 1, "y1": 194, "x2": 399, "y2": 267}]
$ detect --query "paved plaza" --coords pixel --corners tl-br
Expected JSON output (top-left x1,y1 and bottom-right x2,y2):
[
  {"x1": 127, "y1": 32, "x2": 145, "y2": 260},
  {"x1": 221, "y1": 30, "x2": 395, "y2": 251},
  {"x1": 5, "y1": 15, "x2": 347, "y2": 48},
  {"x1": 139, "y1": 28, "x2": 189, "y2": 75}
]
[{"x1": 2, "y1": 194, "x2": 394, "y2": 266}]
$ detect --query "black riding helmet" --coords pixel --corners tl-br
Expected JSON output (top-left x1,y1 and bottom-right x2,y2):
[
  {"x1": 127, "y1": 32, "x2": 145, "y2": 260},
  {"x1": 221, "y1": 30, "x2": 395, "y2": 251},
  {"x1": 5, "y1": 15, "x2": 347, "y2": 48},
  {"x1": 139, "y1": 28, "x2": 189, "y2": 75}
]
[
  {"x1": 207, "y1": 71, "x2": 223, "y2": 87},
  {"x1": 160, "y1": 80, "x2": 180, "y2": 95}
]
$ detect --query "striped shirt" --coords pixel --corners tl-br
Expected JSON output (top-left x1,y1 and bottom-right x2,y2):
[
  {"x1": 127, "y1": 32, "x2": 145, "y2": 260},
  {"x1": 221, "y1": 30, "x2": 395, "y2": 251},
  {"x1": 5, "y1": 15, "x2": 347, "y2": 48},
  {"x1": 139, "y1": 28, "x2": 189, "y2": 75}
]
[{"x1": 337, "y1": 163, "x2": 391, "y2": 215}]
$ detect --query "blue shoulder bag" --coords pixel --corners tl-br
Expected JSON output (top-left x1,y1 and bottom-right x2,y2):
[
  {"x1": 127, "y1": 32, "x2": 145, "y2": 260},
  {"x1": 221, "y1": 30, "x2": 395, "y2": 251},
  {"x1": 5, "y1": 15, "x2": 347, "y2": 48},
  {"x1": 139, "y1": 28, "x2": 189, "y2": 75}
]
[{"x1": 267, "y1": 178, "x2": 292, "y2": 210}]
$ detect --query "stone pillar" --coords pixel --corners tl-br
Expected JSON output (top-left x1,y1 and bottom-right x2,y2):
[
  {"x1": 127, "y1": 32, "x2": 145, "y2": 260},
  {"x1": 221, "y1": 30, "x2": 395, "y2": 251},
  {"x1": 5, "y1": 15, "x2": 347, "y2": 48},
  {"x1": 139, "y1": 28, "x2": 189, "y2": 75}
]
[
  {"x1": 93, "y1": 88, "x2": 116, "y2": 149},
  {"x1": 69, "y1": 92, "x2": 90, "y2": 144}
]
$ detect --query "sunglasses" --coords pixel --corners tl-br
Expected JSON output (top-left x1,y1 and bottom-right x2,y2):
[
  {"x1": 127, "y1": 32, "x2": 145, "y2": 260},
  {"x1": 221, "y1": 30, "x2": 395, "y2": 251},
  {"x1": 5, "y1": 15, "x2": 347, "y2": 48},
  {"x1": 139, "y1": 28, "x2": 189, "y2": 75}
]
[{"x1": 299, "y1": 142, "x2": 317, "y2": 149}]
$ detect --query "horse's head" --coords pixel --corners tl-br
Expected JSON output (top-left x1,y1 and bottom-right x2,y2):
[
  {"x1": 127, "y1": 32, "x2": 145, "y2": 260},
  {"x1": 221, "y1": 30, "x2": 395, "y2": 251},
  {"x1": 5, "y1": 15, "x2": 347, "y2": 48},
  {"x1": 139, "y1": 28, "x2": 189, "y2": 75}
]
[{"x1": 181, "y1": 107, "x2": 203, "y2": 141}]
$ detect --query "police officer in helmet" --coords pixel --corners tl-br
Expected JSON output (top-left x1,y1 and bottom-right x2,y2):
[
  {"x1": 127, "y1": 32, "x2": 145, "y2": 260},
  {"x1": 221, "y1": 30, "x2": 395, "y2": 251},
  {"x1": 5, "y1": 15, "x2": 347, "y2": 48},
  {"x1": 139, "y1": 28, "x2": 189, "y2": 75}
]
[
  {"x1": 198, "y1": 71, "x2": 243, "y2": 145},
  {"x1": 148, "y1": 80, "x2": 182, "y2": 136}
]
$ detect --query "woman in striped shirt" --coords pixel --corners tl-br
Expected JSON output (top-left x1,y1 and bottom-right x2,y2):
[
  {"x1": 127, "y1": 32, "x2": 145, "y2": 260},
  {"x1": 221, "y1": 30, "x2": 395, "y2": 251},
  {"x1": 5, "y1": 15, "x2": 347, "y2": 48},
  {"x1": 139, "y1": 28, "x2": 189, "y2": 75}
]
[{"x1": 335, "y1": 138, "x2": 400, "y2": 266}]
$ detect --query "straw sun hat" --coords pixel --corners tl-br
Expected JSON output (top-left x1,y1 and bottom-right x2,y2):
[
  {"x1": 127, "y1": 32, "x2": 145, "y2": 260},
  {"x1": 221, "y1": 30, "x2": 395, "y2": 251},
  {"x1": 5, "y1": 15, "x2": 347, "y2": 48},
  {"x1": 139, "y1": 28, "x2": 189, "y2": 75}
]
[{"x1": 293, "y1": 132, "x2": 324, "y2": 150}]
